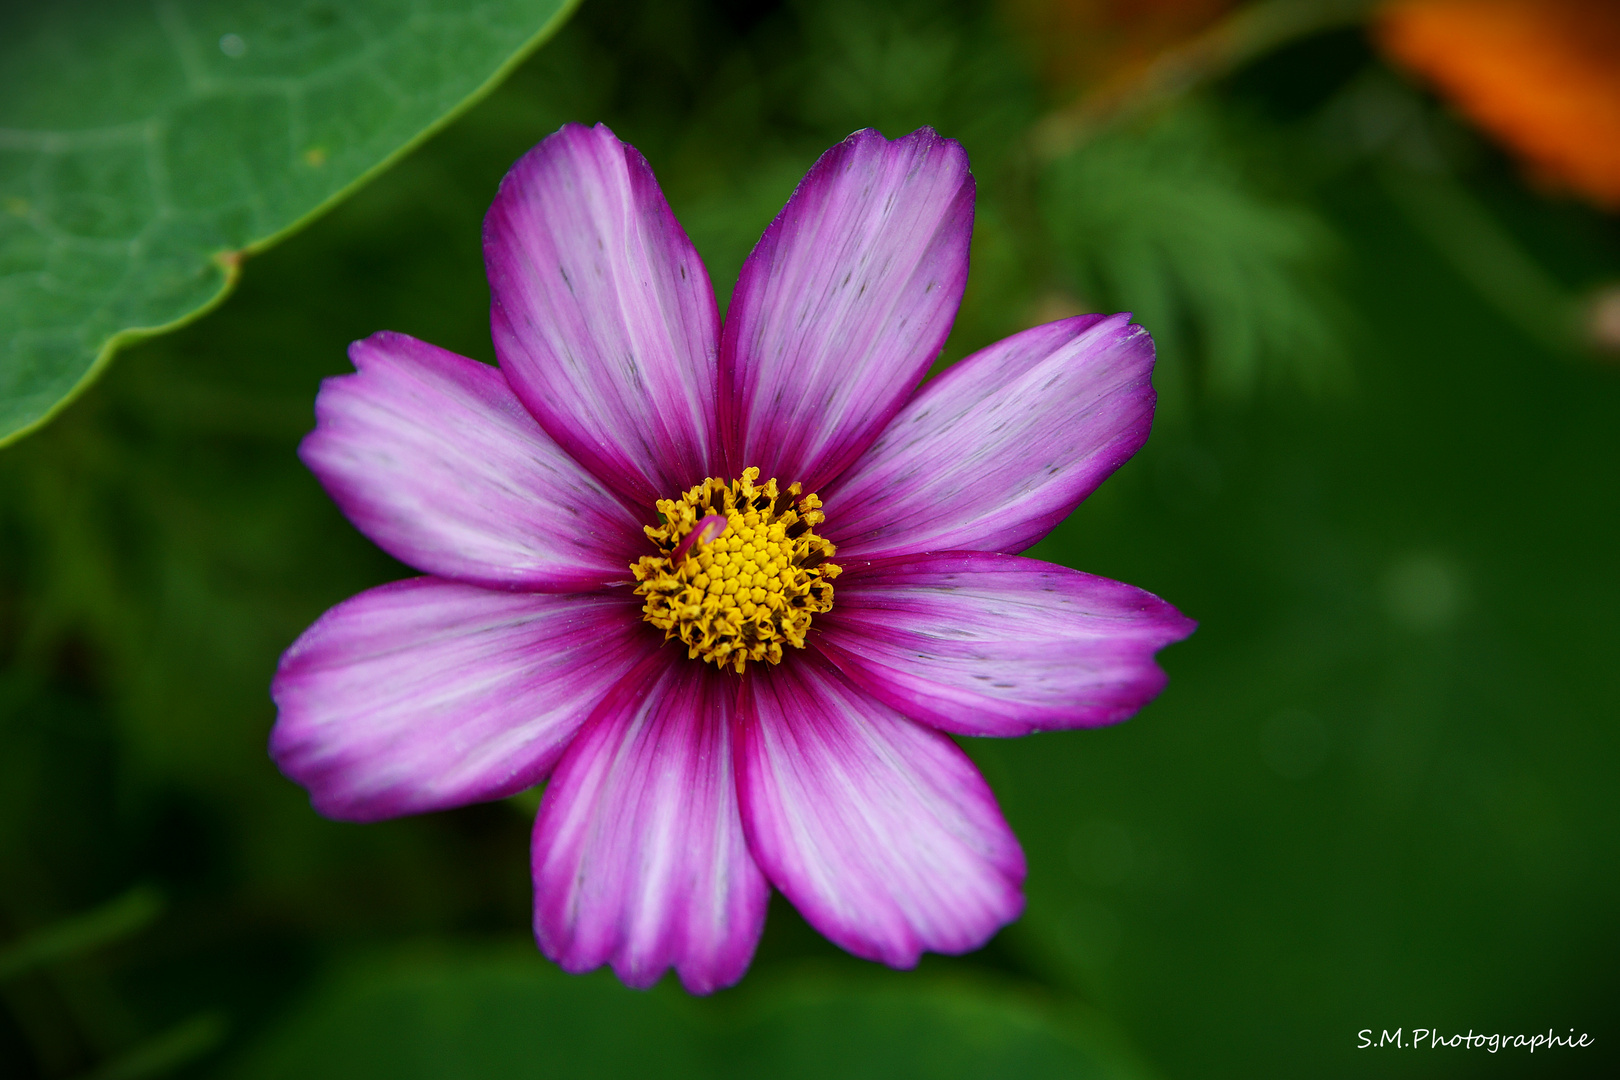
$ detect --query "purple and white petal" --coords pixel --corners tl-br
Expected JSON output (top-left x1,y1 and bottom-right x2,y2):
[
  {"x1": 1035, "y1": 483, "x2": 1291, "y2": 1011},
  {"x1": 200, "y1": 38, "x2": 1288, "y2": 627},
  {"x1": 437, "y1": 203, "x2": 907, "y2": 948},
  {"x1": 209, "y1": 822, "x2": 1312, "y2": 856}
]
[
  {"x1": 532, "y1": 654, "x2": 767, "y2": 994},
  {"x1": 300, "y1": 333, "x2": 645, "y2": 591},
  {"x1": 719, "y1": 128, "x2": 974, "y2": 493},
  {"x1": 823, "y1": 314, "x2": 1155, "y2": 558},
  {"x1": 816, "y1": 552, "x2": 1195, "y2": 738},
  {"x1": 736, "y1": 652, "x2": 1024, "y2": 968},
  {"x1": 486, "y1": 123, "x2": 721, "y2": 507},
  {"x1": 271, "y1": 579, "x2": 657, "y2": 821}
]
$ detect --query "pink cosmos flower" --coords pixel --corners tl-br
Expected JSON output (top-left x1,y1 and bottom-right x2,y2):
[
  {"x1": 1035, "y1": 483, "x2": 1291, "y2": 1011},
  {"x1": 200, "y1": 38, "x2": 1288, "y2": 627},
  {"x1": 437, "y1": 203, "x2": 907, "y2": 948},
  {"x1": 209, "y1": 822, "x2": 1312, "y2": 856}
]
[{"x1": 270, "y1": 123, "x2": 1194, "y2": 994}]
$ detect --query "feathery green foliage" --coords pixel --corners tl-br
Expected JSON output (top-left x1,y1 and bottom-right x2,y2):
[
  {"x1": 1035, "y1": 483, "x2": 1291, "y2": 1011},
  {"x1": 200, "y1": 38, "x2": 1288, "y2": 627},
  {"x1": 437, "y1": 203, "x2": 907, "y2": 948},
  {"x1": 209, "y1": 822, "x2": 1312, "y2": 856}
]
[{"x1": 1043, "y1": 104, "x2": 1345, "y2": 402}]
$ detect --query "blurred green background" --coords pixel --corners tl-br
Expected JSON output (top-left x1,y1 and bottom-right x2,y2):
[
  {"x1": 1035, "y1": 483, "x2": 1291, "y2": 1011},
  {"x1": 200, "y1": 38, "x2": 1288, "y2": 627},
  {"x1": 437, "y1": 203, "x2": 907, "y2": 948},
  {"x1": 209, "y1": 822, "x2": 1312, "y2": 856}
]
[{"x1": 2, "y1": 0, "x2": 1616, "y2": 1077}]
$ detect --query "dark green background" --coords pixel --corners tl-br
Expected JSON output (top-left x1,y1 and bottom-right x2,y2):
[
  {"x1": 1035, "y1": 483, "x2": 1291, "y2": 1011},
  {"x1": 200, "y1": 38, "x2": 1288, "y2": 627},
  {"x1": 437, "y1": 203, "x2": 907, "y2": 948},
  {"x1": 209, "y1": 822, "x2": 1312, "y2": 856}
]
[{"x1": 2, "y1": 1, "x2": 1615, "y2": 1077}]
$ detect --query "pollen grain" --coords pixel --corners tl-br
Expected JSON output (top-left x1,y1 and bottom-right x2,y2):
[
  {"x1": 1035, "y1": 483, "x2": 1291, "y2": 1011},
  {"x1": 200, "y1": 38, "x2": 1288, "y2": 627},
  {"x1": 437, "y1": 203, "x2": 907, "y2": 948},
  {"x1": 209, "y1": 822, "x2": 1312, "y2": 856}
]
[{"x1": 632, "y1": 467, "x2": 839, "y2": 673}]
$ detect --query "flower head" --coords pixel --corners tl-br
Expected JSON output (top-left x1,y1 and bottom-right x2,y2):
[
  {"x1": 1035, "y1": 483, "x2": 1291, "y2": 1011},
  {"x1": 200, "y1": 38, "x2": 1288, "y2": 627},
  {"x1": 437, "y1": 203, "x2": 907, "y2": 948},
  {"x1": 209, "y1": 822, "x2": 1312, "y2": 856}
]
[{"x1": 270, "y1": 123, "x2": 1194, "y2": 993}]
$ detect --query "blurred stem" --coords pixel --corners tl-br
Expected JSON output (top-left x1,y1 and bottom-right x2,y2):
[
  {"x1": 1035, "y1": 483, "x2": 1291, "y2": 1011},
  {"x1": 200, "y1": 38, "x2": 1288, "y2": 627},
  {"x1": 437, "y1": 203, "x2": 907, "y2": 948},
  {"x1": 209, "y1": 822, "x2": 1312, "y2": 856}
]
[
  {"x1": 1379, "y1": 167, "x2": 1584, "y2": 355},
  {"x1": 1, "y1": 888, "x2": 165, "y2": 1072},
  {"x1": 0, "y1": 887, "x2": 163, "y2": 982},
  {"x1": 1030, "y1": 0, "x2": 1381, "y2": 161},
  {"x1": 73, "y1": 1013, "x2": 227, "y2": 1080}
]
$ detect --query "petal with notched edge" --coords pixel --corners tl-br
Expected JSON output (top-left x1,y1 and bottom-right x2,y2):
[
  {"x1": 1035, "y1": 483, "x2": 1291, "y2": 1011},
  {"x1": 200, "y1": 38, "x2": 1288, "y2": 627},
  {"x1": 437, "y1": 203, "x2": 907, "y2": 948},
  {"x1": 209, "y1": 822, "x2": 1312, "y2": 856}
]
[
  {"x1": 301, "y1": 332, "x2": 645, "y2": 591},
  {"x1": 720, "y1": 128, "x2": 973, "y2": 493},
  {"x1": 271, "y1": 579, "x2": 657, "y2": 821},
  {"x1": 736, "y1": 651, "x2": 1024, "y2": 968},
  {"x1": 817, "y1": 551, "x2": 1195, "y2": 737},
  {"x1": 487, "y1": 122, "x2": 721, "y2": 507},
  {"x1": 532, "y1": 654, "x2": 768, "y2": 994},
  {"x1": 824, "y1": 314, "x2": 1155, "y2": 559}
]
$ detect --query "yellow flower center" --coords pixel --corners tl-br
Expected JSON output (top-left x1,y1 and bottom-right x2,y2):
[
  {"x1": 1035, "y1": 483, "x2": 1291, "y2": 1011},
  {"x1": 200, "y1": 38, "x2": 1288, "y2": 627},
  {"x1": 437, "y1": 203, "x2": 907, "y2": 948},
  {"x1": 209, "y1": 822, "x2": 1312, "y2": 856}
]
[{"x1": 632, "y1": 467, "x2": 840, "y2": 673}]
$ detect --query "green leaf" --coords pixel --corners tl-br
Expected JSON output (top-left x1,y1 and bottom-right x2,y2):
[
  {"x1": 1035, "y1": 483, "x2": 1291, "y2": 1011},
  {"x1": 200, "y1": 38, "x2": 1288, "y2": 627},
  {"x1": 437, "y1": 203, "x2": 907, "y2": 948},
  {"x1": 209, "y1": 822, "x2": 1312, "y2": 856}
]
[
  {"x1": 0, "y1": 0, "x2": 579, "y2": 446},
  {"x1": 224, "y1": 950, "x2": 1149, "y2": 1080}
]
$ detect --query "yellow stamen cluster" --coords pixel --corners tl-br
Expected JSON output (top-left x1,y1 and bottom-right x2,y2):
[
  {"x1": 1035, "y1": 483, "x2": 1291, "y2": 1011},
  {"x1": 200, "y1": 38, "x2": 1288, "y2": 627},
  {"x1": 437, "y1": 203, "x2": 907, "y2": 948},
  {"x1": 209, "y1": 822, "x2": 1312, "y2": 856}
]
[{"x1": 632, "y1": 467, "x2": 840, "y2": 673}]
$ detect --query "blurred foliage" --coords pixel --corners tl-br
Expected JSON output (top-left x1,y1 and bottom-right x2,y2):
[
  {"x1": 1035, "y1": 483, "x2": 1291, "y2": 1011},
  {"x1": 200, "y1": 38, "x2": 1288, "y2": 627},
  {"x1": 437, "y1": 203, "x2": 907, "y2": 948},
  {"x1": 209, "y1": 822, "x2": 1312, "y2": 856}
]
[
  {"x1": 0, "y1": 0, "x2": 578, "y2": 445},
  {"x1": 2, "y1": 0, "x2": 1618, "y2": 1078},
  {"x1": 0, "y1": 888, "x2": 163, "y2": 982},
  {"x1": 1000, "y1": 0, "x2": 1236, "y2": 96},
  {"x1": 227, "y1": 950, "x2": 1145, "y2": 1080},
  {"x1": 1376, "y1": 0, "x2": 1620, "y2": 212}
]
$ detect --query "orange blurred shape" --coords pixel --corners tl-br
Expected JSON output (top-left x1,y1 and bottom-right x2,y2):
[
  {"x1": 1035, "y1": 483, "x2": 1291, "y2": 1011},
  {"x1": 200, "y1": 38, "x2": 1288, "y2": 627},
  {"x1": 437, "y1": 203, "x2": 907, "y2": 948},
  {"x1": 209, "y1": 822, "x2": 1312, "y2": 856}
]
[
  {"x1": 1003, "y1": 0, "x2": 1236, "y2": 95},
  {"x1": 1378, "y1": 0, "x2": 1620, "y2": 209}
]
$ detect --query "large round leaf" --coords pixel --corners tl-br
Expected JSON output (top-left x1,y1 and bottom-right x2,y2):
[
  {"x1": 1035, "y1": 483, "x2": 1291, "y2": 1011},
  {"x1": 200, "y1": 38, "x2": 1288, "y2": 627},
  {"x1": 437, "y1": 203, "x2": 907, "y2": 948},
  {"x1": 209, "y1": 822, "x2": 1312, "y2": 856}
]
[{"x1": 0, "y1": 0, "x2": 578, "y2": 445}]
